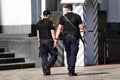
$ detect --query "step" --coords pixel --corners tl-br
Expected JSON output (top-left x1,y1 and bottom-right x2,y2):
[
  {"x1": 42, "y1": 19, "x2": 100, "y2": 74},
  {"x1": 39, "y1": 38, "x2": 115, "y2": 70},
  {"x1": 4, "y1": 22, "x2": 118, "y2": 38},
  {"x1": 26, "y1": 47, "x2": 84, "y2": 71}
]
[
  {"x1": 0, "y1": 58, "x2": 25, "y2": 64},
  {"x1": 0, "y1": 53, "x2": 15, "y2": 58},
  {"x1": 0, "y1": 62, "x2": 35, "y2": 70},
  {"x1": 0, "y1": 48, "x2": 5, "y2": 52},
  {"x1": 0, "y1": 34, "x2": 29, "y2": 39}
]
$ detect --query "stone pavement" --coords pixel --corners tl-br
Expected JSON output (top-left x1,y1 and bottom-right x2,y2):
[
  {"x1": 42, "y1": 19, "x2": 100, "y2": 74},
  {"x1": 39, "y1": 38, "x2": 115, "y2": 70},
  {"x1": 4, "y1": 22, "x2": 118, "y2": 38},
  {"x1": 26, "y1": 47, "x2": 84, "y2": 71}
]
[{"x1": 0, "y1": 64, "x2": 120, "y2": 80}]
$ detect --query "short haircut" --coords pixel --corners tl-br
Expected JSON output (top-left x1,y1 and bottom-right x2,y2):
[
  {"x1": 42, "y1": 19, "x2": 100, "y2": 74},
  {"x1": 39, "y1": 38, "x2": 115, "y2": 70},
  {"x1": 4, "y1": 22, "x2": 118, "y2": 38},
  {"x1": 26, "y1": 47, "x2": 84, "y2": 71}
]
[
  {"x1": 43, "y1": 10, "x2": 51, "y2": 16},
  {"x1": 64, "y1": 4, "x2": 73, "y2": 10}
]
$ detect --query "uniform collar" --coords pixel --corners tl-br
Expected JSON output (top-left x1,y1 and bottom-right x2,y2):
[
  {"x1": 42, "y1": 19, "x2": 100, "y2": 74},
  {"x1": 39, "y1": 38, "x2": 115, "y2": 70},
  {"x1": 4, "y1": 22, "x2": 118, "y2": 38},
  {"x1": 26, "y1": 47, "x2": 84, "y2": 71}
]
[{"x1": 43, "y1": 18, "x2": 49, "y2": 20}]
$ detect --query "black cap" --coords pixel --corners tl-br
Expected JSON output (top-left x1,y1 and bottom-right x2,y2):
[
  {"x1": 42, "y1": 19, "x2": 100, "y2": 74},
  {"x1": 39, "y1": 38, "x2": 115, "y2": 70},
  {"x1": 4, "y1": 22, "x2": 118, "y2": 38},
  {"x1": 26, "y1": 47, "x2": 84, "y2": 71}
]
[
  {"x1": 64, "y1": 4, "x2": 73, "y2": 9},
  {"x1": 43, "y1": 10, "x2": 51, "y2": 16}
]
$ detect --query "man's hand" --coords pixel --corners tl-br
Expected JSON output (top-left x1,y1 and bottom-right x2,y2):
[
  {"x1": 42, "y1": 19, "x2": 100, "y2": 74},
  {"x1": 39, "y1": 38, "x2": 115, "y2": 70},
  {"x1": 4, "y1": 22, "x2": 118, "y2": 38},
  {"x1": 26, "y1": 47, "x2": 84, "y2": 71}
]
[
  {"x1": 54, "y1": 39, "x2": 58, "y2": 48},
  {"x1": 80, "y1": 24, "x2": 85, "y2": 30},
  {"x1": 37, "y1": 40, "x2": 40, "y2": 48}
]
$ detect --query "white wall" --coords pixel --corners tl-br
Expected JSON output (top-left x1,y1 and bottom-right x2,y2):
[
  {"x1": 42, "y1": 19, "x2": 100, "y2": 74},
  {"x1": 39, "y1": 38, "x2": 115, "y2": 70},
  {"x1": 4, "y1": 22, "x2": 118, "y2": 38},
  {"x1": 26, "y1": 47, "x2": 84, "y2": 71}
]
[
  {"x1": 0, "y1": 0, "x2": 1, "y2": 25},
  {"x1": 1, "y1": 0, "x2": 31, "y2": 25}
]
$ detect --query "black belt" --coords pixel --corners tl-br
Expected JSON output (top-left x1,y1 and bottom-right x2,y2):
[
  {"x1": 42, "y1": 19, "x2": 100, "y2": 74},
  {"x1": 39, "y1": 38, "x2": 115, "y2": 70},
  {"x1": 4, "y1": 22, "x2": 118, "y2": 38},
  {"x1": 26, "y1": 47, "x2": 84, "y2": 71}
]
[{"x1": 64, "y1": 34, "x2": 77, "y2": 37}]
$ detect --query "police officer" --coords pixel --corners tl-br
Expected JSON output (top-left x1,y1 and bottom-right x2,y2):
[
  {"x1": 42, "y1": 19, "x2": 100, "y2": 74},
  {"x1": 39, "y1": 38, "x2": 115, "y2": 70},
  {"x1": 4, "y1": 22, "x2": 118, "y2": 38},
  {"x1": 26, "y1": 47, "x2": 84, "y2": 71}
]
[
  {"x1": 37, "y1": 10, "x2": 58, "y2": 76},
  {"x1": 54, "y1": 4, "x2": 84, "y2": 76}
]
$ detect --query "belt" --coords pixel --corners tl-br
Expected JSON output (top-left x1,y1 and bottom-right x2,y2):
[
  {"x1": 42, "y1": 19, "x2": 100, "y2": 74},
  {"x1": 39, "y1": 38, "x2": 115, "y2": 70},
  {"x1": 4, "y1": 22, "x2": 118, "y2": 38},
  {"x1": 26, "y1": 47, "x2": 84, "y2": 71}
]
[{"x1": 64, "y1": 34, "x2": 77, "y2": 37}]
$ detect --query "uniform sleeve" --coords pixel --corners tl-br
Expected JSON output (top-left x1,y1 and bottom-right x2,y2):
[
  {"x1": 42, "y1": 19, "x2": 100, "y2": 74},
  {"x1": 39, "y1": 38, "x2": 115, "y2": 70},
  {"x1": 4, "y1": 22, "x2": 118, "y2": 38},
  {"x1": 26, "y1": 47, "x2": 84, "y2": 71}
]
[
  {"x1": 50, "y1": 21, "x2": 55, "y2": 30},
  {"x1": 77, "y1": 15, "x2": 82, "y2": 24},
  {"x1": 58, "y1": 16, "x2": 64, "y2": 25},
  {"x1": 36, "y1": 21, "x2": 41, "y2": 30},
  {"x1": 36, "y1": 23, "x2": 39, "y2": 30}
]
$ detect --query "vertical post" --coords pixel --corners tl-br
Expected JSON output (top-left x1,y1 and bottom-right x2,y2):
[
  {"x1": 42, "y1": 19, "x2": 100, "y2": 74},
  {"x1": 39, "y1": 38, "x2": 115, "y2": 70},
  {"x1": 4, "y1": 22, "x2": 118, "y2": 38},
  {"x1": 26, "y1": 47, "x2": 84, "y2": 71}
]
[
  {"x1": 84, "y1": 0, "x2": 98, "y2": 65},
  {"x1": 93, "y1": 0, "x2": 98, "y2": 65}
]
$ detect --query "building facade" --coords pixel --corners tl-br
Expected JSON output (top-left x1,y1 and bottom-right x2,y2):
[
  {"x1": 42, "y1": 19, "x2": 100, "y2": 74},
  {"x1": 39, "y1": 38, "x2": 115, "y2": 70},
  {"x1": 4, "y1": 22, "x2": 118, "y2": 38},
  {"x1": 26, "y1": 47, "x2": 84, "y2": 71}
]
[{"x1": 0, "y1": 0, "x2": 119, "y2": 67}]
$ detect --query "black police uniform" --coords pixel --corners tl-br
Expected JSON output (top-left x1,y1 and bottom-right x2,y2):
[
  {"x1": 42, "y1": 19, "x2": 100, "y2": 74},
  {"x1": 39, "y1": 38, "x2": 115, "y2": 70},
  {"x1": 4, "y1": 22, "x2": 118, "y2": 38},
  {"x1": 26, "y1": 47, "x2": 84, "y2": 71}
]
[
  {"x1": 37, "y1": 18, "x2": 57, "y2": 75},
  {"x1": 59, "y1": 12, "x2": 82, "y2": 73}
]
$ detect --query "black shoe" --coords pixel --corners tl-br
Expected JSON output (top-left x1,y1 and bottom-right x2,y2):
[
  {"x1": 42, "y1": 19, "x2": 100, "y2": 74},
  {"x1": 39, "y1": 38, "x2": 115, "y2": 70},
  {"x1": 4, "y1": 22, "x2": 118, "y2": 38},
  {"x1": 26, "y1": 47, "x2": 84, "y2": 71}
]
[
  {"x1": 43, "y1": 66, "x2": 51, "y2": 76},
  {"x1": 44, "y1": 72, "x2": 50, "y2": 76},
  {"x1": 68, "y1": 72, "x2": 77, "y2": 76}
]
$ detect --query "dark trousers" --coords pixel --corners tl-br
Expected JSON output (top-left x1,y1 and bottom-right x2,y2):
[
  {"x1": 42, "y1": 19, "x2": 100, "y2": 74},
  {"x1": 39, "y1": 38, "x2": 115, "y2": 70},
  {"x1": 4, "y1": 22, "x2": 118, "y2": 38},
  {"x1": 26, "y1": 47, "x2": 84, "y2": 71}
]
[
  {"x1": 63, "y1": 35, "x2": 79, "y2": 73},
  {"x1": 39, "y1": 39, "x2": 58, "y2": 69}
]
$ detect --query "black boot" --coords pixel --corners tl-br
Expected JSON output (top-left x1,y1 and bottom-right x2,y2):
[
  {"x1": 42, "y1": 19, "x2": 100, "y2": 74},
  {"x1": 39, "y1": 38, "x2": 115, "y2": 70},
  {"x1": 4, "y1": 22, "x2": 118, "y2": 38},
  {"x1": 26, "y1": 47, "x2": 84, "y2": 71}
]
[
  {"x1": 43, "y1": 66, "x2": 51, "y2": 76},
  {"x1": 68, "y1": 72, "x2": 77, "y2": 76}
]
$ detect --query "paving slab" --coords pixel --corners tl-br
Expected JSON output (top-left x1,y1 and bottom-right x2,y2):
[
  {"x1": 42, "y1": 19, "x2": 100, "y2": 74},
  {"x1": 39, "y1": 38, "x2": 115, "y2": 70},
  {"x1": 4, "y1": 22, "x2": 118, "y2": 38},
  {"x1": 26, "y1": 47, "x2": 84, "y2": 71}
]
[{"x1": 0, "y1": 64, "x2": 120, "y2": 80}]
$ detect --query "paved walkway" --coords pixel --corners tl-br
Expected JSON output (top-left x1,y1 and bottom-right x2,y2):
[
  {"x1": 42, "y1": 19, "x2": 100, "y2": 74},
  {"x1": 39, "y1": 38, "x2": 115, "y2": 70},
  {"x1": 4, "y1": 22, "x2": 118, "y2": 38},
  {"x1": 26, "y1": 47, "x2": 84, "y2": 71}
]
[{"x1": 0, "y1": 64, "x2": 120, "y2": 80}]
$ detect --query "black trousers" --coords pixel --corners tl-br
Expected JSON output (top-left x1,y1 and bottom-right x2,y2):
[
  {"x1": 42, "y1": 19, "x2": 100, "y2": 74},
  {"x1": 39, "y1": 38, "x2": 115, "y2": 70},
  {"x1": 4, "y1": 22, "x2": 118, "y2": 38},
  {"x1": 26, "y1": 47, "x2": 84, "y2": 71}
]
[
  {"x1": 63, "y1": 35, "x2": 79, "y2": 73},
  {"x1": 39, "y1": 39, "x2": 58, "y2": 68}
]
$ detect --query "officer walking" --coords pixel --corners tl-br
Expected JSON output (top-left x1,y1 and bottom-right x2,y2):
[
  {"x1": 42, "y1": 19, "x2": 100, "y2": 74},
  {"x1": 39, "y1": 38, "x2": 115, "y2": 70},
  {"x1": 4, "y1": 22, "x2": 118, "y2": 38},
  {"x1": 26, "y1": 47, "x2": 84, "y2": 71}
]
[
  {"x1": 54, "y1": 4, "x2": 84, "y2": 76},
  {"x1": 37, "y1": 10, "x2": 58, "y2": 76}
]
